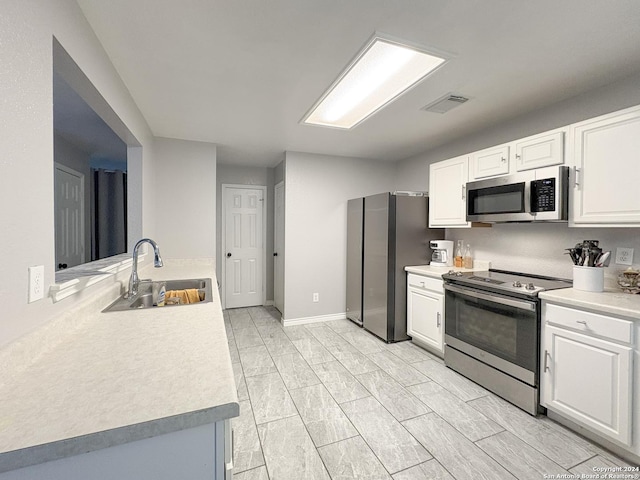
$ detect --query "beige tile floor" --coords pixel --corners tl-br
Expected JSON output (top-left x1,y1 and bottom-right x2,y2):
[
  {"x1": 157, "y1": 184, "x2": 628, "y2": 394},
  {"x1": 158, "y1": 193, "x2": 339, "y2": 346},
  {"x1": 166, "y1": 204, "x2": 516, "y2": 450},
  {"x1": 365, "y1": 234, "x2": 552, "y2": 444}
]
[{"x1": 226, "y1": 306, "x2": 637, "y2": 480}]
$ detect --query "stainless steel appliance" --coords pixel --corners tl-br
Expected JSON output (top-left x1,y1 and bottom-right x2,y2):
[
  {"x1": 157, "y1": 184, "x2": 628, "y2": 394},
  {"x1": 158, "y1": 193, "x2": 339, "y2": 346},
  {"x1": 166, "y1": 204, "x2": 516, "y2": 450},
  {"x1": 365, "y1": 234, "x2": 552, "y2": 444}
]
[
  {"x1": 443, "y1": 269, "x2": 571, "y2": 415},
  {"x1": 429, "y1": 240, "x2": 453, "y2": 267},
  {"x1": 466, "y1": 165, "x2": 569, "y2": 223},
  {"x1": 346, "y1": 193, "x2": 444, "y2": 341},
  {"x1": 346, "y1": 198, "x2": 364, "y2": 326}
]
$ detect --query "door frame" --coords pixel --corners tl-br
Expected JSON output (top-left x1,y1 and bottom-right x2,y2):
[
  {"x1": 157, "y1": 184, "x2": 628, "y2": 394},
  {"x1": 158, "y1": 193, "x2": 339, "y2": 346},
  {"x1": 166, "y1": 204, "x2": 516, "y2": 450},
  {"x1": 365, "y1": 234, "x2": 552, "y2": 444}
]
[
  {"x1": 273, "y1": 180, "x2": 284, "y2": 314},
  {"x1": 54, "y1": 163, "x2": 86, "y2": 269},
  {"x1": 221, "y1": 183, "x2": 267, "y2": 310}
]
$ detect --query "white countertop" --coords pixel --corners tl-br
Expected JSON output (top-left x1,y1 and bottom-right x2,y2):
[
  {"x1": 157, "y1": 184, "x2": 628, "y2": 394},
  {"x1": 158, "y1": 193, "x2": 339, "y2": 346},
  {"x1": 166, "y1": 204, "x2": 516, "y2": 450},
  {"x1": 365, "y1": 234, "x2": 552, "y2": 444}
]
[
  {"x1": 0, "y1": 261, "x2": 238, "y2": 473},
  {"x1": 404, "y1": 260, "x2": 491, "y2": 279},
  {"x1": 540, "y1": 287, "x2": 640, "y2": 321}
]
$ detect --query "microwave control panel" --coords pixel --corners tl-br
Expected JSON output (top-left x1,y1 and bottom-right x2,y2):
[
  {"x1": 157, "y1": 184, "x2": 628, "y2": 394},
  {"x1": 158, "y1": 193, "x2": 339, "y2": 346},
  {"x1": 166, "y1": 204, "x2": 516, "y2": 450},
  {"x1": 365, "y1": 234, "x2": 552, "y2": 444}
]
[{"x1": 531, "y1": 178, "x2": 556, "y2": 212}]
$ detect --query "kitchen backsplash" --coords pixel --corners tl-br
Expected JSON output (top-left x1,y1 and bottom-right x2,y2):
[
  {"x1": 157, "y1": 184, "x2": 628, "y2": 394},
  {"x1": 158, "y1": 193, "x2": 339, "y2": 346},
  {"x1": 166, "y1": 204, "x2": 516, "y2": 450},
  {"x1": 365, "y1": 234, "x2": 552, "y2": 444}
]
[{"x1": 447, "y1": 224, "x2": 640, "y2": 281}]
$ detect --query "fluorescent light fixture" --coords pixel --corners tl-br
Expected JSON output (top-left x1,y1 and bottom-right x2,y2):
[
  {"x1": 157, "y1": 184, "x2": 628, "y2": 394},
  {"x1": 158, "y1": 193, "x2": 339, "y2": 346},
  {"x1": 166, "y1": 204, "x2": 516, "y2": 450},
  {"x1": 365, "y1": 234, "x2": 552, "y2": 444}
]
[{"x1": 303, "y1": 35, "x2": 447, "y2": 129}]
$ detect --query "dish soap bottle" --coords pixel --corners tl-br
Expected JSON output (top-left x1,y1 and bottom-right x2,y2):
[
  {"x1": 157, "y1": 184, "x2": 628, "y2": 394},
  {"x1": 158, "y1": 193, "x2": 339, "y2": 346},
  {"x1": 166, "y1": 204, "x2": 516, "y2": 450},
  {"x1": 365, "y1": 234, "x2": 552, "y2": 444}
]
[
  {"x1": 454, "y1": 240, "x2": 464, "y2": 268},
  {"x1": 463, "y1": 244, "x2": 473, "y2": 269},
  {"x1": 156, "y1": 282, "x2": 166, "y2": 307}
]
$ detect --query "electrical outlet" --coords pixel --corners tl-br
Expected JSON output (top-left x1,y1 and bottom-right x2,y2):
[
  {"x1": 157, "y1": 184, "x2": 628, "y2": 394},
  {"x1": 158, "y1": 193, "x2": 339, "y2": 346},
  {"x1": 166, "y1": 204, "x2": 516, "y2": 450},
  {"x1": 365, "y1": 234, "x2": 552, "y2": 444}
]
[
  {"x1": 28, "y1": 265, "x2": 45, "y2": 303},
  {"x1": 615, "y1": 247, "x2": 634, "y2": 266},
  {"x1": 312, "y1": 293, "x2": 319, "y2": 303}
]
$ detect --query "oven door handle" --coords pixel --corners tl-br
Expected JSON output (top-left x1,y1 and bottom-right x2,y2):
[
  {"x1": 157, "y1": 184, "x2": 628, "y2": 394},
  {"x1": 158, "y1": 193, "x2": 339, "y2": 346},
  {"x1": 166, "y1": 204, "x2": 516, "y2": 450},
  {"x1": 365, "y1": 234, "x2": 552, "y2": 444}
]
[{"x1": 444, "y1": 284, "x2": 536, "y2": 312}]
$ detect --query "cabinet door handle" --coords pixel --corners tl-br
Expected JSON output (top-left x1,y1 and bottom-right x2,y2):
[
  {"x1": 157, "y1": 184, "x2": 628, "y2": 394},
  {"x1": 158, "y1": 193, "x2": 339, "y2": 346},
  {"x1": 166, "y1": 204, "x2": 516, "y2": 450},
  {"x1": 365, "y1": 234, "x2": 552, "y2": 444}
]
[
  {"x1": 515, "y1": 153, "x2": 521, "y2": 161},
  {"x1": 576, "y1": 320, "x2": 587, "y2": 325},
  {"x1": 544, "y1": 350, "x2": 551, "y2": 373},
  {"x1": 437, "y1": 312, "x2": 441, "y2": 328},
  {"x1": 501, "y1": 157, "x2": 507, "y2": 163},
  {"x1": 574, "y1": 167, "x2": 581, "y2": 188},
  {"x1": 461, "y1": 185, "x2": 466, "y2": 200}
]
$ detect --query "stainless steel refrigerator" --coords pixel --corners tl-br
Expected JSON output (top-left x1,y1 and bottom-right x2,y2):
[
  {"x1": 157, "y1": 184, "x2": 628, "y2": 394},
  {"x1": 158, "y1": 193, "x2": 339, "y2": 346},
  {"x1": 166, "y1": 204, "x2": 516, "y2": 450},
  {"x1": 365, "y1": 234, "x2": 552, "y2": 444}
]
[{"x1": 346, "y1": 193, "x2": 444, "y2": 342}]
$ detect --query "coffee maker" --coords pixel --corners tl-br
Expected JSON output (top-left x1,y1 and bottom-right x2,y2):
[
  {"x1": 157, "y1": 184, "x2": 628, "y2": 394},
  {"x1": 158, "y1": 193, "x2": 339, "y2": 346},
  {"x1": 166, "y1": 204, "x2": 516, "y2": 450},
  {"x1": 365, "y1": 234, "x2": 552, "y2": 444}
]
[{"x1": 430, "y1": 240, "x2": 454, "y2": 267}]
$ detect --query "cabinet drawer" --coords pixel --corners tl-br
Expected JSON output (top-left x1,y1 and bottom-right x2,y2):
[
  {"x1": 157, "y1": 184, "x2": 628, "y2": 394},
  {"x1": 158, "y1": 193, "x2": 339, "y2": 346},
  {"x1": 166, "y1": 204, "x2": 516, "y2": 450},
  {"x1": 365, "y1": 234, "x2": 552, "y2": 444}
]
[
  {"x1": 407, "y1": 273, "x2": 444, "y2": 293},
  {"x1": 545, "y1": 303, "x2": 633, "y2": 344}
]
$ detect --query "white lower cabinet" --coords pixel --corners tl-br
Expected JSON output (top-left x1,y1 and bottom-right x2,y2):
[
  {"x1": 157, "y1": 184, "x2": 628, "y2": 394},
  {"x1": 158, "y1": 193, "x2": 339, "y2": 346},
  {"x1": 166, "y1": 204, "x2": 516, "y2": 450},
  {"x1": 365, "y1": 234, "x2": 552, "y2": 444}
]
[
  {"x1": 541, "y1": 303, "x2": 633, "y2": 446},
  {"x1": 407, "y1": 274, "x2": 444, "y2": 356}
]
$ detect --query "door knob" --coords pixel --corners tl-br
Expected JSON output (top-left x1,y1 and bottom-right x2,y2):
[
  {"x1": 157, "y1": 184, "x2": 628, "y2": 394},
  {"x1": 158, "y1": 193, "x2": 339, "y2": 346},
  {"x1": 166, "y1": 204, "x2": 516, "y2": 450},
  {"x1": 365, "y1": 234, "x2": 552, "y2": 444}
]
[
  {"x1": 226, "y1": 252, "x2": 232, "y2": 258},
  {"x1": 58, "y1": 263, "x2": 68, "y2": 269},
  {"x1": 273, "y1": 252, "x2": 278, "y2": 257}
]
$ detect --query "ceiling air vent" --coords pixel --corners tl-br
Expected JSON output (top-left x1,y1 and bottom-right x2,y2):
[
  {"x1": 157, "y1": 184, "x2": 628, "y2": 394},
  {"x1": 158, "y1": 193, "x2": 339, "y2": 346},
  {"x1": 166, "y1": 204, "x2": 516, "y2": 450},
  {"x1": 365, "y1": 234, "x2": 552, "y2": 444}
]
[{"x1": 422, "y1": 93, "x2": 469, "y2": 114}]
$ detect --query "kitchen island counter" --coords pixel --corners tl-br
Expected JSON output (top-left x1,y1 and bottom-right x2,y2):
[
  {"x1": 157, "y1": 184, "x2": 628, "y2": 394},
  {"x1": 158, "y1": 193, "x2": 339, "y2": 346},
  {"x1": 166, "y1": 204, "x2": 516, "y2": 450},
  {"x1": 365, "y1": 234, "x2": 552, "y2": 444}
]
[{"x1": 0, "y1": 260, "x2": 238, "y2": 474}]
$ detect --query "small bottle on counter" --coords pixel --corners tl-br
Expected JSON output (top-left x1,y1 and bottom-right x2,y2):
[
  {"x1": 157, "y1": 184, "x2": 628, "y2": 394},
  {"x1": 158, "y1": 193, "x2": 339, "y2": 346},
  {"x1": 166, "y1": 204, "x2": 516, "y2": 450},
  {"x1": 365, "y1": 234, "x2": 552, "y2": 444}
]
[
  {"x1": 463, "y1": 244, "x2": 473, "y2": 269},
  {"x1": 454, "y1": 240, "x2": 464, "y2": 268},
  {"x1": 156, "y1": 282, "x2": 166, "y2": 307}
]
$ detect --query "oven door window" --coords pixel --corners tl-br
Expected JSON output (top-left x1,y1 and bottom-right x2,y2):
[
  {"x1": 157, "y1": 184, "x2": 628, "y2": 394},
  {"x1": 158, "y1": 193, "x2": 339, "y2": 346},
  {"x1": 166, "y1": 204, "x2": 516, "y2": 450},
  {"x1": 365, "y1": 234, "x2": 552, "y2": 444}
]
[
  {"x1": 445, "y1": 288, "x2": 537, "y2": 372},
  {"x1": 467, "y1": 182, "x2": 526, "y2": 215}
]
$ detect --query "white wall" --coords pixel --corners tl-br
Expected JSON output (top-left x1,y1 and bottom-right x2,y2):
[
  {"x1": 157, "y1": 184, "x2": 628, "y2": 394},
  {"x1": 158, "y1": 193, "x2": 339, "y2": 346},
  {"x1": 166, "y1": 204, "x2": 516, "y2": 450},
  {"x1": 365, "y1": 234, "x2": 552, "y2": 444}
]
[
  {"x1": 448, "y1": 224, "x2": 640, "y2": 281},
  {"x1": 0, "y1": 0, "x2": 155, "y2": 348},
  {"x1": 283, "y1": 152, "x2": 396, "y2": 321},
  {"x1": 154, "y1": 138, "x2": 217, "y2": 260},
  {"x1": 396, "y1": 70, "x2": 640, "y2": 278},
  {"x1": 216, "y1": 164, "x2": 274, "y2": 301}
]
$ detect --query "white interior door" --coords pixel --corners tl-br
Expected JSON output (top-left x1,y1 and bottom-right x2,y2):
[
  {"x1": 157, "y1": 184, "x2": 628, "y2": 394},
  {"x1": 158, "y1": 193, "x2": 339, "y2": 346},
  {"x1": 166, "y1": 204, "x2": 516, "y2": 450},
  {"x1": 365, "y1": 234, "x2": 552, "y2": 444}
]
[
  {"x1": 274, "y1": 181, "x2": 284, "y2": 314},
  {"x1": 54, "y1": 164, "x2": 84, "y2": 270},
  {"x1": 223, "y1": 185, "x2": 265, "y2": 309}
]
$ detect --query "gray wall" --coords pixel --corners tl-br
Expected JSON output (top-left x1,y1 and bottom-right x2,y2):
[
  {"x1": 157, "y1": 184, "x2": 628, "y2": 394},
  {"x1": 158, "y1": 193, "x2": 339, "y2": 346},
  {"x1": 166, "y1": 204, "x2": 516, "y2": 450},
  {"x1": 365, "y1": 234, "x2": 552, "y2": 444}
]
[
  {"x1": 0, "y1": 0, "x2": 155, "y2": 348},
  {"x1": 154, "y1": 137, "x2": 217, "y2": 260},
  {"x1": 283, "y1": 152, "x2": 396, "y2": 321},
  {"x1": 216, "y1": 164, "x2": 275, "y2": 302},
  {"x1": 396, "y1": 70, "x2": 640, "y2": 279}
]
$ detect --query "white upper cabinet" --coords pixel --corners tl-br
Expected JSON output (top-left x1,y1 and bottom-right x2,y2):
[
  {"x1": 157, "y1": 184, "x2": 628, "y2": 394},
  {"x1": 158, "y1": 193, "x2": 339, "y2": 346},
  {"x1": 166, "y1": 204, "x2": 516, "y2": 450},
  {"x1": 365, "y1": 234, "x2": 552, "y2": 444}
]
[
  {"x1": 514, "y1": 130, "x2": 565, "y2": 172},
  {"x1": 429, "y1": 155, "x2": 470, "y2": 228},
  {"x1": 569, "y1": 105, "x2": 640, "y2": 226},
  {"x1": 469, "y1": 144, "x2": 510, "y2": 180}
]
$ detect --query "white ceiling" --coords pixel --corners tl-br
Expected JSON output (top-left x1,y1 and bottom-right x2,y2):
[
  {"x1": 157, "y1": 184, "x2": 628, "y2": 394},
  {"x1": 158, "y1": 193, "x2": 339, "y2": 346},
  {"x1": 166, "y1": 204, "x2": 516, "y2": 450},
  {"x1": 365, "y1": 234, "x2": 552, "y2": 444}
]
[{"x1": 76, "y1": 0, "x2": 640, "y2": 167}]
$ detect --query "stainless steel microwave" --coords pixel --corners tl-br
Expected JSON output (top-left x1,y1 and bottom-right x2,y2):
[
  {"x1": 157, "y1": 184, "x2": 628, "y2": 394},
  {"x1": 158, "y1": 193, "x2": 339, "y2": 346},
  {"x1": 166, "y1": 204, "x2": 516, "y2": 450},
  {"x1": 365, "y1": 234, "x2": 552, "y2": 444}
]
[{"x1": 466, "y1": 166, "x2": 569, "y2": 223}]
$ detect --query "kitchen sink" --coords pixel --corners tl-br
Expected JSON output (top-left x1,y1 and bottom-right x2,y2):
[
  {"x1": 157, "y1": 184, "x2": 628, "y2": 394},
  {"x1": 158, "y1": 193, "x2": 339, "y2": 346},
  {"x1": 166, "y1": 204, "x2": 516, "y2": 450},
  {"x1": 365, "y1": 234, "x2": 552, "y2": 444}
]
[{"x1": 102, "y1": 278, "x2": 213, "y2": 312}]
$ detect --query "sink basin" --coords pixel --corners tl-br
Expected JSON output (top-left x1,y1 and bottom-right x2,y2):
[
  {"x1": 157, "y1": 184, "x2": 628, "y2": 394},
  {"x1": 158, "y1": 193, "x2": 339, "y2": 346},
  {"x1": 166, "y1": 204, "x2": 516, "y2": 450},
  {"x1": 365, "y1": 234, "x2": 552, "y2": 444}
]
[{"x1": 103, "y1": 278, "x2": 213, "y2": 312}]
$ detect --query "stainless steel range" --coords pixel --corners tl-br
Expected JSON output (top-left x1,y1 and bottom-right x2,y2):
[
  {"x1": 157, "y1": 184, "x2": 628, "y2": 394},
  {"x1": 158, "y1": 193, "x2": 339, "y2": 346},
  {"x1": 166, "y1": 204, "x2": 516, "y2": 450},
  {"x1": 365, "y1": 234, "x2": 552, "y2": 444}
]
[{"x1": 442, "y1": 269, "x2": 571, "y2": 415}]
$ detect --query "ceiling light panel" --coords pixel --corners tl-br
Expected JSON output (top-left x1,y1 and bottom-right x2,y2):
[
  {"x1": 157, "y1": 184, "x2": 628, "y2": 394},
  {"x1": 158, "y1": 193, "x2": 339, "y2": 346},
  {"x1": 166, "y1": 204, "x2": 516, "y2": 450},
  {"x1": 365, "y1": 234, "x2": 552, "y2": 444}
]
[{"x1": 303, "y1": 37, "x2": 447, "y2": 129}]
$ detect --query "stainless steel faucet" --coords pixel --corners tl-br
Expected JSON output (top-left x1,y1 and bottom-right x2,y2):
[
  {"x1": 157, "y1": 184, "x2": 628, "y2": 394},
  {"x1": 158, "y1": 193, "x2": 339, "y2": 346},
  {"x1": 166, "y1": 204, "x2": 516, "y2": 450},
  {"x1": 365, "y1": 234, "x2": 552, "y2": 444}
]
[{"x1": 127, "y1": 238, "x2": 164, "y2": 298}]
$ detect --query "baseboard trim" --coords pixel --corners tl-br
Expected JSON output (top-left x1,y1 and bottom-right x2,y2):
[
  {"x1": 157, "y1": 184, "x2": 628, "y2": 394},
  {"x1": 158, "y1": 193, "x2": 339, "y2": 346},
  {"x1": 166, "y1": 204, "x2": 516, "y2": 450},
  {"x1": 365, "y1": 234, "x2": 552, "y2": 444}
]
[{"x1": 282, "y1": 312, "x2": 346, "y2": 327}]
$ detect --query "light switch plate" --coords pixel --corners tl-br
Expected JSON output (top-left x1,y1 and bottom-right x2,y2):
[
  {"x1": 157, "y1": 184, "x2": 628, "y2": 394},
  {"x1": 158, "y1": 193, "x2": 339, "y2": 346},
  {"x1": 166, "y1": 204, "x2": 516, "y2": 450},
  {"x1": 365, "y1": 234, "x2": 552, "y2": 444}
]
[{"x1": 615, "y1": 247, "x2": 634, "y2": 266}]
